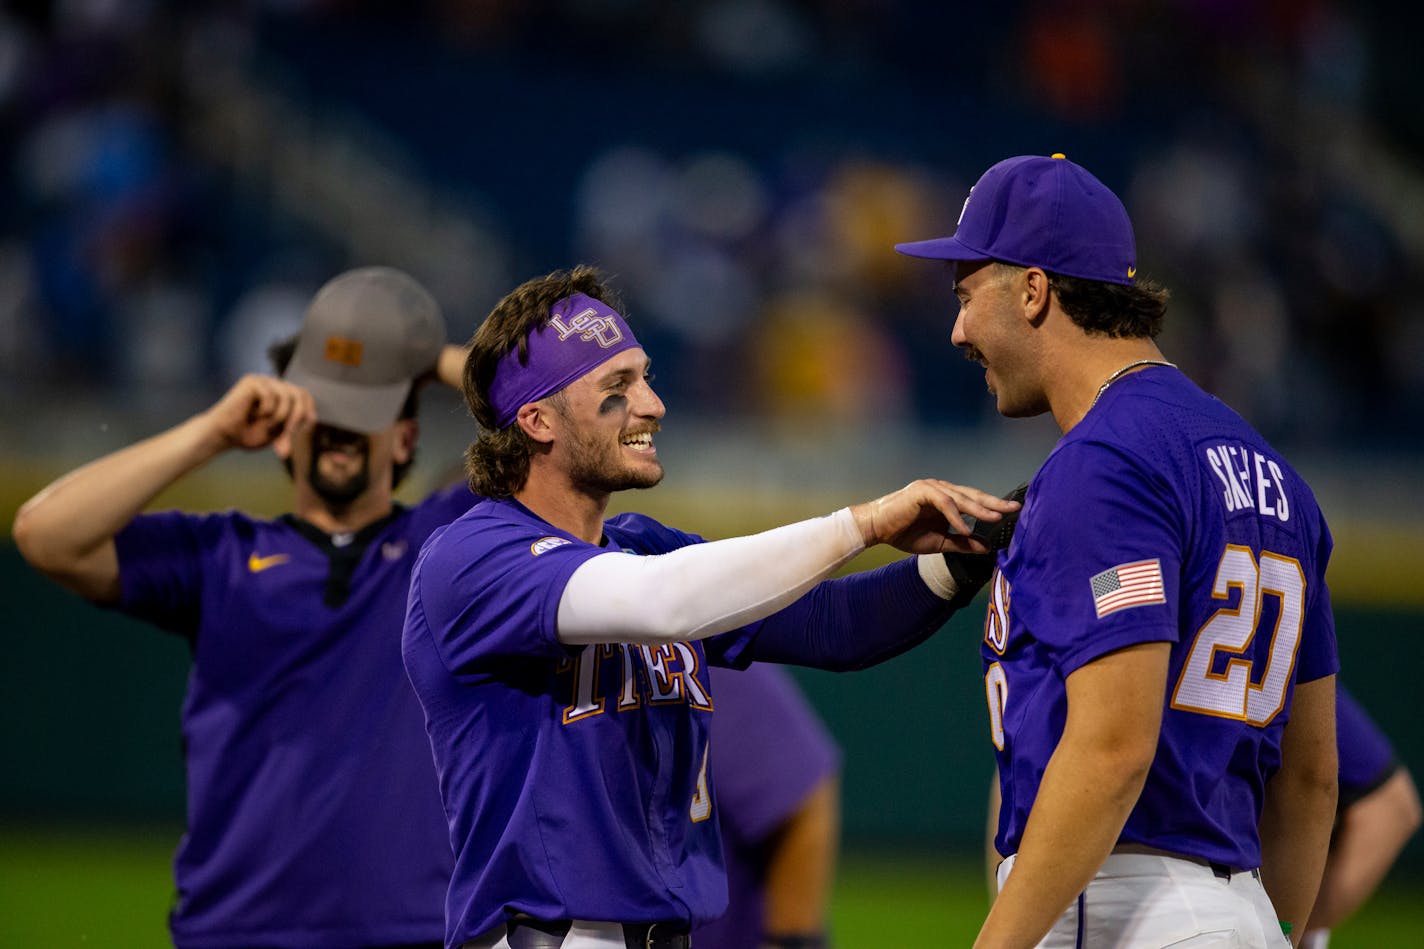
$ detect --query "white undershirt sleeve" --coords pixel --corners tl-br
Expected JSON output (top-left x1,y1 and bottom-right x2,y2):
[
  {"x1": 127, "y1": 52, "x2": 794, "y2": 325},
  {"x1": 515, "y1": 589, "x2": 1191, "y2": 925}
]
[{"x1": 556, "y1": 508, "x2": 867, "y2": 646}]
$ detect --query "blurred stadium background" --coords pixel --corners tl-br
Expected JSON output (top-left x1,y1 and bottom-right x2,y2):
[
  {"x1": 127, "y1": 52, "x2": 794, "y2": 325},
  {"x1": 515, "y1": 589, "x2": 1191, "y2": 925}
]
[{"x1": 2, "y1": 1, "x2": 1422, "y2": 945}]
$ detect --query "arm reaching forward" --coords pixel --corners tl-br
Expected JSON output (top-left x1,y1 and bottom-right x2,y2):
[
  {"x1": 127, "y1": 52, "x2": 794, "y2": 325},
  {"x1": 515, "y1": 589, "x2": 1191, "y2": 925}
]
[{"x1": 557, "y1": 478, "x2": 1019, "y2": 645}]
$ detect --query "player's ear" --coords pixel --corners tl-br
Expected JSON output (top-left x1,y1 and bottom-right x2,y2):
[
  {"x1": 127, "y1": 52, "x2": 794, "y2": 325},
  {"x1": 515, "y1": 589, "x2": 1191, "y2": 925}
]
[
  {"x1": 391, "y1": 419, "x2": 418, "y2": 464},
  {"x1": 516, "y1": 402, "x2": 556, "y2": 445},
  {"x1": 1021, "y1": 267, "x2": 1051, "y2": 324}
]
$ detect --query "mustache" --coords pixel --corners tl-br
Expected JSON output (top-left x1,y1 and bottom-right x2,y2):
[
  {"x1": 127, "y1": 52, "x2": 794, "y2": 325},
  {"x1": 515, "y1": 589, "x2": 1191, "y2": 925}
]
[
  {"x1": 962, "y1": 346, "x2": 986, "y2": 364},
  {"x1": 313, "y1": 424, "x2": 369, "y2": 452},
  {"x1": 624, "y1": 422, "x2": 662, "y2": 436}
]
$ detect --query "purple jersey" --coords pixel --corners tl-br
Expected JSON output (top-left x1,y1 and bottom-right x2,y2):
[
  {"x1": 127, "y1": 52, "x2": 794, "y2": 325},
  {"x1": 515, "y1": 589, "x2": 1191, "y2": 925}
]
[
  {"x1": 1336, "y1": 684, "x2": 1397, "y2": 806},
  {"x1": 113, "y1": 483, "x2": 474, "y2": 949},
  {"x1": 984, "y1": 366, "x2": 1337, "y2": 870},
  {"x1": 694, "y1": 664, "x2": 842, "y2": 949},
  {"x1": 403, "y1": 497, "x2": 762, "y2": 945}
]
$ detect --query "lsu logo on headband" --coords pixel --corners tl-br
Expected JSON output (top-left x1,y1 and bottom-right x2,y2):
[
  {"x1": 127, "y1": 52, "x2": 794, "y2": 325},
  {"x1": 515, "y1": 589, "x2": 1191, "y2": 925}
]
[
  {"x1": 488, "y1": 291, "x2": 643, "y2": 428},
  {"x1": 550, "y1": 304, "x2": 623, "y2": 348}
]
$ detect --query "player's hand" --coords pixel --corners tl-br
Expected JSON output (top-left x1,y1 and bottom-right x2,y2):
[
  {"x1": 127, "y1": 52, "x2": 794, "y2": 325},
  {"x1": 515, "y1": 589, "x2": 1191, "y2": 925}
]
[
  {"x1": 942, "y1": 481, "x2": 1030, "y2": 606},
  {"x1": 200, "y1": 374, "x2": 317, "y2": 456},
  {"x1": 850, "y1": 479, "x2": 1021, "y2": 555},
  {"x1": 435, "y1": 343, "x2": 471, "y2": 390}
]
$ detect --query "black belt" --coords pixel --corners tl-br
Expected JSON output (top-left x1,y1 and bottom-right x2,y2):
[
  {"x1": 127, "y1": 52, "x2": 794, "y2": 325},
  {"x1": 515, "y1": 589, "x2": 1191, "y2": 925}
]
[
  {"x1": 1112, "y1": 844, "x2": 1258, "y2": 882},
  {"x1": 1209, "y1": 861, "x2": 1261, "y2": 882},
  {"x1": 500, "y1": 918, "x2": 690, "y2": 949}
]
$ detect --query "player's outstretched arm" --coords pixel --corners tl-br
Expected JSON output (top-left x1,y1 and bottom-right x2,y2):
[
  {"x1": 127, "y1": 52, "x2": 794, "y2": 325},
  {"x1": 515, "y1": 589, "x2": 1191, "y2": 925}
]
[
  {"x1": 1260, "y1": 674, "x2": 1339, "y2": 946},
  {"x1": 556, "y1": 479, "x2": 1020, "y2": 646},
  {"x1": 975, "y1": 642, "x2": 1169, "y2": 949},
  {"x1": 12, "y1": 375, "x2": 316, "y2": 603},
  {"x1": 1306, "y1": 765, "x2": 1421, "y2": 936}
]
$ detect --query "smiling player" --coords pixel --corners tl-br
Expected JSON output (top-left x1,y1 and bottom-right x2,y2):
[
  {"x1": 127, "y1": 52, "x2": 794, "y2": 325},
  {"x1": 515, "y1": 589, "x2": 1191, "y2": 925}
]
[
  {"x1": 401, "y1": 264, "x2": 1020, "y2": 949},
  {"x1": 897, "y1": 154, "x2": 1339, "y2": 948}
]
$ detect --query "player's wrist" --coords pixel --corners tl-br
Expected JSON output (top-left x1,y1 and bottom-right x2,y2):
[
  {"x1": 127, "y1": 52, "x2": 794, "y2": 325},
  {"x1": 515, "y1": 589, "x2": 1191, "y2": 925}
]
[
  {"x1": 845, "y1": 501, "x2": 880, "y2": 547},
  {"x1": 184, "y1": 411, "x2": 239, "y2": 458},
  {"x1": 917, "y1": 552, "x2": 960, "y2": 599}
]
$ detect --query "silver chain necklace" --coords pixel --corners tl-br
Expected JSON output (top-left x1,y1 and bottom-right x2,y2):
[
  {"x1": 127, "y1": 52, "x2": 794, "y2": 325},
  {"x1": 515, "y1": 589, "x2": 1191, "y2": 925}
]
[{"x1": 1090, "y1": 359, "x2": 1176, "y2": 409}]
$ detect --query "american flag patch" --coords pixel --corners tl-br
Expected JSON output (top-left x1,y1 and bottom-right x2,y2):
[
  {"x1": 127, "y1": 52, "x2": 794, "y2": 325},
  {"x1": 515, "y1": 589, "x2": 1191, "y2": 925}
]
[{"x1": 1090, "y1": 559, "x2": 1166, "y2": 618}]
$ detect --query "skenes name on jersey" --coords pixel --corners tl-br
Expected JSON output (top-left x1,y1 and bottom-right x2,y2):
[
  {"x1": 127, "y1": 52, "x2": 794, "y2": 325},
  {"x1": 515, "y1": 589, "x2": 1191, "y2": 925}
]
[{"x1": 1203, "y1": 442, "x2": 1291, "y2": 522}]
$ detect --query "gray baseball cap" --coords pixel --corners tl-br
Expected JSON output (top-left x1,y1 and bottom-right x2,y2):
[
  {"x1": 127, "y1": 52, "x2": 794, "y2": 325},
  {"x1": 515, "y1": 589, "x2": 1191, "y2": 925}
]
[{"x1": 282, "y1": 267, "x2": 445, "y2": 434}]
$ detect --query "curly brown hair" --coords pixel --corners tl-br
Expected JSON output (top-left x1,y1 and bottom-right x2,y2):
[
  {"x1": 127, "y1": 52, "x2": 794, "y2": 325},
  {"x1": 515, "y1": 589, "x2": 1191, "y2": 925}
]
[
  {"x1": 1047, "y1": 270, "x2": 1170, "y2": 339},
  {"x1": 986, "y1": 263, "x2": 1170, "y2": 339},
  {"x1": 463, "y1": 265, "x2": 628, "y2": 498}
]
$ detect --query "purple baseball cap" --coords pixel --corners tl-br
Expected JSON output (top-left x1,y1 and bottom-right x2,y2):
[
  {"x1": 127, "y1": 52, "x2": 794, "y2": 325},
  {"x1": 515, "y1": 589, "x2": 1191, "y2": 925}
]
[{"x1": 895, "y1": 154, "x2": 1138, "y2": 285}]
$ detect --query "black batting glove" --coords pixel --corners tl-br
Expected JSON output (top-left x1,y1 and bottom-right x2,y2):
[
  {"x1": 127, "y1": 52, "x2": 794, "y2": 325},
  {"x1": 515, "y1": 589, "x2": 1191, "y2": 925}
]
[{"x1": 944, "y1": 481, "x2": 1028, "y2": 608}]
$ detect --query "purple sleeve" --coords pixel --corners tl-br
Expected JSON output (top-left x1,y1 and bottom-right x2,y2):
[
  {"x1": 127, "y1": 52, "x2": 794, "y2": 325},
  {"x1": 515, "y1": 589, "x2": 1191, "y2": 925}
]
[
  {"x1": 111, "y1": 510, "x2": 209, "y2": 639},
  {"x1": 707, "y1": 663, "x2": 841, "y2": 846},
  {"x1": 729, "y1": 557, "x2": 957, "y2": 671},
  {"x1": 414, "y1": 518, "x2": 610, "y2": 672},
  {"x1": 1336, "y1": 684, "x2": 1398, "y2": 805},
  {"x1": 1015, "y1": 443, "x2": 1181, "y2": 676},
  {"x1": 413, "y1": 481, "x2": 478, "y2": 530},
  {"x1": 1295, "y1": 520, "x2": 1339, "y2": 684}
]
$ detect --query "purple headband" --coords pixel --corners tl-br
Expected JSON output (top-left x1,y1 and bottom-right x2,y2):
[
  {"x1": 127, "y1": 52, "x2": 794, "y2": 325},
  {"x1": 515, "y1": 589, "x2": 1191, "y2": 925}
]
[{"x1": 489, "y1": 293, "x2": 642, "y2": 428}]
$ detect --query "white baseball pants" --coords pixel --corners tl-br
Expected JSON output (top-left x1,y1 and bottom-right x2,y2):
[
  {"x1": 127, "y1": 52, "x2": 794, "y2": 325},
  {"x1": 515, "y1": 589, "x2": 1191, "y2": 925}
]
[{"x1": 998, "y1": 851, "x2": 1293, "y2": 948}]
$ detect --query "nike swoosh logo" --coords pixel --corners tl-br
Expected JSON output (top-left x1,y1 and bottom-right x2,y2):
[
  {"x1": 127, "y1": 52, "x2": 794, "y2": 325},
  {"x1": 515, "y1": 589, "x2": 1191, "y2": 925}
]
[{"x1": 247, "y1": 552, "x2": 291, "y2": 573}]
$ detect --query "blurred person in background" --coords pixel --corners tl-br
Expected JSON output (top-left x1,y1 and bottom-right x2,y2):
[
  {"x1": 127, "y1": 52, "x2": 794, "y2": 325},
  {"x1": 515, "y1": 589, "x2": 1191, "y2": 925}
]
[
  {"x1": 11, "y1": 267, "x2": 472, "y2": 949},
  {"x1": 697, "y1": 663, "x2": 841, "y2": 949},
  {"x1": 898, "y1": 154, "x2": 1338, "y2": 948},
  {"x1": 1301, "y1": 684, "x2": 1421, "y2": 948}
]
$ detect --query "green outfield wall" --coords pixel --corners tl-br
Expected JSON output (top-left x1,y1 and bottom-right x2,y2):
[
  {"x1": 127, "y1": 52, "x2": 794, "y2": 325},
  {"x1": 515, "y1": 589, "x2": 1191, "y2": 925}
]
[{"x1": 4, "y1": 544, "x2": 1421, "y2": 871}]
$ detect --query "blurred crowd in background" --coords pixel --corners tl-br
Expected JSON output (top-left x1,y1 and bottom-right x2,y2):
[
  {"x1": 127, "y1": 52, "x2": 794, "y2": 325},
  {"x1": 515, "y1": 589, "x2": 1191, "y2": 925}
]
[{"x1": 2, "y1": 0, "x2": 1422, "y2": 451}]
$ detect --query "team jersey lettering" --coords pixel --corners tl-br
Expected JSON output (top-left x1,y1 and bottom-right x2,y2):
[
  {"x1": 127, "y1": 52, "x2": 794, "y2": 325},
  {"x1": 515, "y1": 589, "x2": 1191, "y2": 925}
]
[
  {"x1": 985, "y1": 662, "x2": 1009, "y2": 750},
  {"x1": 1203, "y1": 444, "x2": 1290, "y2": 522},
  {"x1": 560, "y1": 644, "x2": 607, "y2": 723},
  {"x1": 689, "y1": 741, "x2": 712, "y2": 822},
  {"x1": 559, "y1": 641, "x2": 713, "y2": 723},
  {"x1": 611, "y1": 643, "x2": 641, "y2": 709},
  {"x1": 1170, "y1": 545, "x2": 1306, "y2": 725},
  {"x1": 643, "y1": 645, "x2": 681, "y2": 702},
  {"x1": 983, "y1": 570, "x2": 1010, "y2": 654}
]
